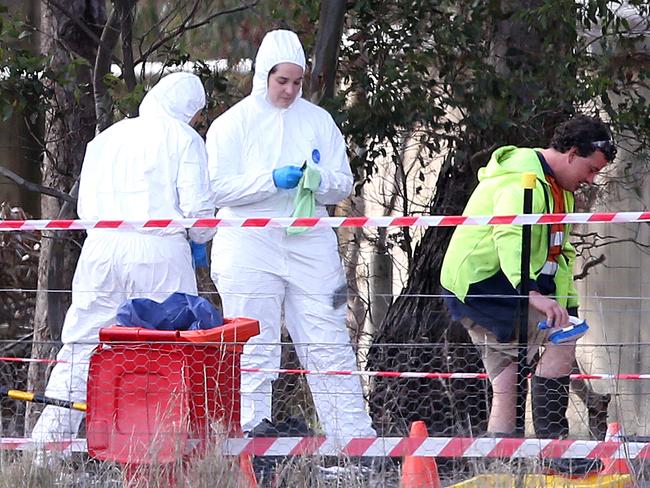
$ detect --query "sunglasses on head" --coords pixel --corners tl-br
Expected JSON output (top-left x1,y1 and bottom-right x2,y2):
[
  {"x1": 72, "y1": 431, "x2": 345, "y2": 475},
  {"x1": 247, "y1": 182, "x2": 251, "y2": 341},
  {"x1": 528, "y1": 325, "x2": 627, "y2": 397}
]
[{"x1": 591, "y1": 140, "x2": 617, "y2": 161}]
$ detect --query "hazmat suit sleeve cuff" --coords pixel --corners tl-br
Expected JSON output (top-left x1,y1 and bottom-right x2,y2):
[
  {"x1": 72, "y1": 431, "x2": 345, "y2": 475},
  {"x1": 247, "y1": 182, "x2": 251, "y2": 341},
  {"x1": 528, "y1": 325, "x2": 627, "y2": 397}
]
[
  {"x1": 210, "y1": 170, "x2": 278, "y2": 207},
  {"x1": 188, "y1": 227, "x2": 216, "y2": 244},
  {"x1": 314, "y1": 167, "x2": 353, "y2": 204}
]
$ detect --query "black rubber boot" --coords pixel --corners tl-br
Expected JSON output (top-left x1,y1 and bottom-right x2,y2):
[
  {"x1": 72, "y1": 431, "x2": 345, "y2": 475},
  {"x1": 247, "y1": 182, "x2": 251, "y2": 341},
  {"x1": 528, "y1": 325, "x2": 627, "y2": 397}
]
[
  {"x1": 514, "y1": 375, "x2": 529, "y2": 437},
  {"x1": 531, "y1": 375, "x2": 570, "y2": 439},
  {"x1": 533, "y1": 376, "x2": 604, "y2": 476}
]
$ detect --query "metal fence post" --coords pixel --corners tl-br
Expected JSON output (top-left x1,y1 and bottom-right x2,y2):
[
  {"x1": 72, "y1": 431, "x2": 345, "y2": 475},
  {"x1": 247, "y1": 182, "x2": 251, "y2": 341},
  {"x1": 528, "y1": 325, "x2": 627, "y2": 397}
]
[{"x1": 516, "y1": 172, "x2": 536, "y2": 435}]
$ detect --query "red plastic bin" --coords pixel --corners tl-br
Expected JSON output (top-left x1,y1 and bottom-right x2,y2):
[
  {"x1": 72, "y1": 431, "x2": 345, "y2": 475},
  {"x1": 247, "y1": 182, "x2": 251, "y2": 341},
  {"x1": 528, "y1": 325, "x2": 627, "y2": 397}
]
[{"x1": 86, "y1": 317, "x2": 259, "y2": 465}]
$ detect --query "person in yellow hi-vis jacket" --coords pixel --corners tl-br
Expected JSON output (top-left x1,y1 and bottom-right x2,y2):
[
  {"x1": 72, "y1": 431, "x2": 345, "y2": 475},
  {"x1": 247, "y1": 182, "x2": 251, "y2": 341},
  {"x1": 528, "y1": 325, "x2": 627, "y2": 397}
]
[
  {"x1": 441, "y1": 115, "x2": 615, "y2": 438},
  {"x1": 205, "y1": 30, "x2": 376, "y2": 438}
]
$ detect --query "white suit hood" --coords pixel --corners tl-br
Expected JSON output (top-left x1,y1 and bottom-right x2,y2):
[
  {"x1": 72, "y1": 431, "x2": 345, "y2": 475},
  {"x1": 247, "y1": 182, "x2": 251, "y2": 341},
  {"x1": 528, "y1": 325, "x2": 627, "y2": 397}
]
[
  {"x1": 140, "y1": 71, "x2": 206, "y2": 123},
  {"x1": 251, "y1": 29, "x2": 306, "y2": 102},
  {"x1": 78, "y1": 72, "x2": 214, "y2": 243},
  {"x1": 206, "y1": 27, "x2": 353, "y2": 225}
]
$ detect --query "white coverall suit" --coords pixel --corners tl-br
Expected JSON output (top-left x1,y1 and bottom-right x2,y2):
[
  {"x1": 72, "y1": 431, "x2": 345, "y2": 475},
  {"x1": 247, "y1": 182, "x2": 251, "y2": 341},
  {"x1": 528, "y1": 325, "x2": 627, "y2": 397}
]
[
  {"x1": 206, "y1": 30, "x2": 376, "y2": 437},
  {"x1": 31, "y1": 73, "x2": 215, "y2": 444}
]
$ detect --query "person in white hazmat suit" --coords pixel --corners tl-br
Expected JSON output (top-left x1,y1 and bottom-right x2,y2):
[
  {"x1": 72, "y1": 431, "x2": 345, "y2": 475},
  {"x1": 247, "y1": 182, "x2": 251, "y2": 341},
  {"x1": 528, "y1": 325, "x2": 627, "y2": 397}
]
[
  {"x1": 206, "y1": 29, "x2": 376, "y2": 437},
  {"x1": 31, "y1": 72, "x2": 215, "y2": 446}
]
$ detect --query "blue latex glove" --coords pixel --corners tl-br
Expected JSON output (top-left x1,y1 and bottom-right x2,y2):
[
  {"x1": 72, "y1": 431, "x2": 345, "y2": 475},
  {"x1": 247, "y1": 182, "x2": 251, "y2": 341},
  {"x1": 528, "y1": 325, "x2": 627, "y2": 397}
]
[
  {"x1": 272, "y1": 165, "x2": 303, "y2": 189},
  {"x1": 190, "y1": 241, "x2": 208, "y2": 269}
]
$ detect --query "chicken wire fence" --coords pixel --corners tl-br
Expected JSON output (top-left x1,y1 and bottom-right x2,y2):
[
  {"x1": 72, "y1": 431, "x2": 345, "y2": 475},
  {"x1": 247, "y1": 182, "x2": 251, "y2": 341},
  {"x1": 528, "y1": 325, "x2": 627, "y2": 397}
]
[
  {"x1": 2, "y1": 222, "x2": 650, "y2": 472},
  {"x1": 0, "y1": 337, "x2": 646, "y2": 444}
]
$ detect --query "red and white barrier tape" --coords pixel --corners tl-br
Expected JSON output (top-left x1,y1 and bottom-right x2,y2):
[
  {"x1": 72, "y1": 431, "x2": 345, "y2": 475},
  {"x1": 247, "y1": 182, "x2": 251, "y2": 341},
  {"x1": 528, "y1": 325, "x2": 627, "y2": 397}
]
[
  {"x1": 1, "y1": 355, "x2": 650, "y2": 381},
  {"x1": 241, "y1": 367, "x2": 650, "y2": 382},
  {"x1": 221, "y1": 436, "x2": 648, "y2": 459},
  {"x1": 3, "y1": 436, "x2": 648, "y2": 459},
  {"x1": 2, "y1": 211, "x2": 650, "y2": 231},
  {"x1": 0, "y1": 438, "x2": 87, "y2": 452},
  {"x1": 0, "y1": 356, "x2": 64, "y2": 364}
]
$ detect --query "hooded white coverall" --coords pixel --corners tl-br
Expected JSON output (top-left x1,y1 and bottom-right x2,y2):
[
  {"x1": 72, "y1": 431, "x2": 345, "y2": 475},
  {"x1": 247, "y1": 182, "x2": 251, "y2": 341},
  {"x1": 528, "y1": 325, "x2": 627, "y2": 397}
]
[
  {"x1": 206, "y1": 30, "x2": 376, "y2": 437},
  {"x1": 31, "y1": 72, "x2": 215, "y2": 444}
]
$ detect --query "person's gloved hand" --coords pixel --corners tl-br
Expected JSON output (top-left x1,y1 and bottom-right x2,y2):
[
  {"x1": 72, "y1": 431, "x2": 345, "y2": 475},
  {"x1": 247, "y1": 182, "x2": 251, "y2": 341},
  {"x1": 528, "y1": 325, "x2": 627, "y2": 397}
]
[
  {"x1": 190, "y1": 241, "x2": 208, "y2": 269},
  {"x1": 272, "y1": 165, "x2": 303, "y2": 189}
]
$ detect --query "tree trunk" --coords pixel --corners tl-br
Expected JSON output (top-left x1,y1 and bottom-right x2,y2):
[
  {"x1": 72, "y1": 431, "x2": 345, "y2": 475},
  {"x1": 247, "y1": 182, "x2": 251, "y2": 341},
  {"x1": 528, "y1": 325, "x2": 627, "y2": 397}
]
[
  {"x1": 308, "y1": 0, "x2": 346, "y2": 103},
  {"x1": 25, "y1": 0, "x2": 105, "y2": 433}
]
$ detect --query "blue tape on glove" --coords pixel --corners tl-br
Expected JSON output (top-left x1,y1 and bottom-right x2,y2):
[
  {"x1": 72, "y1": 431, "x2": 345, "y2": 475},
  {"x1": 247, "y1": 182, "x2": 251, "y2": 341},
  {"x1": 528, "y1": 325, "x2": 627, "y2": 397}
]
[{"x1": 538, "y1": 316, "x2": 589, "y2": 344}]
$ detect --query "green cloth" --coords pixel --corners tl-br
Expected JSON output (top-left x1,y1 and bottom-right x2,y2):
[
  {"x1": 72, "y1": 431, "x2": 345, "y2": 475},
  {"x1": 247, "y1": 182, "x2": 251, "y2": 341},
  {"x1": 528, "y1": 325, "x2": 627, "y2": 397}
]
[{"x1": 287, "y1": 162, "x2": 321, "y2": 236}]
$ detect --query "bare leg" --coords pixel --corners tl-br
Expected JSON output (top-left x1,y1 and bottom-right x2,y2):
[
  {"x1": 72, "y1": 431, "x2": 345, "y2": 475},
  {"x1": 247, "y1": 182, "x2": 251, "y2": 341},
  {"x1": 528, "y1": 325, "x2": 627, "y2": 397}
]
[
  {"x1": 536, "y1": 342, "x2": 576, "y2": 378},
  {"x1": 488, "y1": 362, "x2": 517, "y2": 434}
]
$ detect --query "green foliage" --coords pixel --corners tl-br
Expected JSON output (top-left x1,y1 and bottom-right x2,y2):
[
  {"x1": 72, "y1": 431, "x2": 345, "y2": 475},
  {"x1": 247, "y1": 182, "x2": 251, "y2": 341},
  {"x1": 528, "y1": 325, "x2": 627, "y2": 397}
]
[
  {"x1": 338, "y1": 0, "x2": 650, "y2": 194},
  {"x1": 3, "y1": 0, "x2": 650, "y2": 184},
  {"x1": 106, "y1": 74, "x2": 147, "y2": 119},
  {"x1": 0, "y1": 14, "x2": 49, "y2": 122},
  {"x1": 0, "y1": 10, "x2": 95, "y2": 127}
]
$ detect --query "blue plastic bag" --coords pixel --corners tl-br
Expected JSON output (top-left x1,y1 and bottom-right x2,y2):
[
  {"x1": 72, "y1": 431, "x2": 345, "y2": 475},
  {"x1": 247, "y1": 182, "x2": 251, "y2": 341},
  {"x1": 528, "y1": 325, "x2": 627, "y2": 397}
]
[{"x1": 116, "y1": 292, "x2": 223, "y2": 331}]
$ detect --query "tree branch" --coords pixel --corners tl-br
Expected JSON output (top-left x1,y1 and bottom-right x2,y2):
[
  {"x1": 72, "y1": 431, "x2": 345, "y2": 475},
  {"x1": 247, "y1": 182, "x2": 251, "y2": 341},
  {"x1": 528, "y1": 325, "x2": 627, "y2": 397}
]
[
  {"x1": 572, "y1": 231, "x2": 650, "y2": 250},
  {"x1": 134, "y1": 1, "x2": 259, "y2": 66},
  {"x1": 573, "y1": 254, "x2": 606, "y2": 281},
  {"x1": 136, "y1": 1, "x2": 180, "y2": 58},
  {"x1": 309, "y1": 0, "x2": 346, "y2": 102},
  {"x1": 94, "y1": 7, "x2": 122, "y2": 132},
  {"x1": 0, "y1": 165, "x2": 76, "y2": 204},
  {"x1": 117, "y1": 0, "x2": 137, "y2": 100},
  {"x1": 57, "y1": 179, "x2": 79, "y2": 219}
]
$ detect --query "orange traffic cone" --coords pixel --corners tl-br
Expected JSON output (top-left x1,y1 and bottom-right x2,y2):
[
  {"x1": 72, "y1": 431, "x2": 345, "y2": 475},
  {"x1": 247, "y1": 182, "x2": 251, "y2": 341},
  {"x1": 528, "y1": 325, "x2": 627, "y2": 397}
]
[
  {"x1": 401, "y1": 420, "x2": 440, "y2": 488},
  {"x1": 238, "y1": 454, "x2": 258, "y2": 487},
  {"x1": 600, "y1": 422, "x2": 632, "y2": 475}
]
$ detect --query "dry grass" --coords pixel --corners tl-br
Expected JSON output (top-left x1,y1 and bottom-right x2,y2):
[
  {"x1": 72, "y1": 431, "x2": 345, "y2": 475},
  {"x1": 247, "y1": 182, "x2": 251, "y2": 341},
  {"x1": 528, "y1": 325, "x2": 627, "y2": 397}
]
[
  {"x1": 4, "y1": 448, "x2": 639, "y2": 487},
  {"x1": 0, "y1": 452, "x2": 121, "y2": 487},
  {"x1": 0, "y1": 448, "x2": 399, "y2": 487}
]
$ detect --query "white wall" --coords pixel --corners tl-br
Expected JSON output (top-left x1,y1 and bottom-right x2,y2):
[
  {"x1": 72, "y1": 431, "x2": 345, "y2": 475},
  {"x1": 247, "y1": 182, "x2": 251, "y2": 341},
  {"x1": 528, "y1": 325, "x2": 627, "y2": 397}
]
[{"x1": 575, "y1": 85, "x2": 650, "y2": 436}]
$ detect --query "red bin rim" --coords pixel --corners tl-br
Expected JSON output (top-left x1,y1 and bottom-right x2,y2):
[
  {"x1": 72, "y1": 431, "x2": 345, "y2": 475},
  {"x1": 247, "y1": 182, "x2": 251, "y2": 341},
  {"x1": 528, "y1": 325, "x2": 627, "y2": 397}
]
[{"x1": 99, "y1": 317, "x2": 260, "y2": 343}]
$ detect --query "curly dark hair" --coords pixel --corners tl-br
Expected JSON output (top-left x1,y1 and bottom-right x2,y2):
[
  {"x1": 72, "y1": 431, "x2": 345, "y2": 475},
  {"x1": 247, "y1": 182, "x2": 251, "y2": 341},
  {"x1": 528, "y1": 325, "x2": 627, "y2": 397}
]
[{"x1": 550, "y1": 115, "x2": 616, "y2": 161}]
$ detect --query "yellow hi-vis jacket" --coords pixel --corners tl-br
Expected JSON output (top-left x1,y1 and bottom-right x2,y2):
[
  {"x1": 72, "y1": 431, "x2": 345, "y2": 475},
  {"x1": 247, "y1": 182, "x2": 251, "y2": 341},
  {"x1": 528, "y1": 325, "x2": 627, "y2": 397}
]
[{"x1": 441, "y1": 146, "x2": 579, "y2": 320}]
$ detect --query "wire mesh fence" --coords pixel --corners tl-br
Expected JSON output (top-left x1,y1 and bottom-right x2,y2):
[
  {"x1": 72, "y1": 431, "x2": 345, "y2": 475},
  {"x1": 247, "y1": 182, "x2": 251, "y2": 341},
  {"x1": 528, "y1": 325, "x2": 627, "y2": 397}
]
[
  {"x1": 0, "y1": 338, "x2": 647, "y2": 444},
  {"x1": 2, "y1": 223, "x2": 650, "y2": 485},
  {"x1": 0, "y1": 317, "x2": 649, "y2": 486}
]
